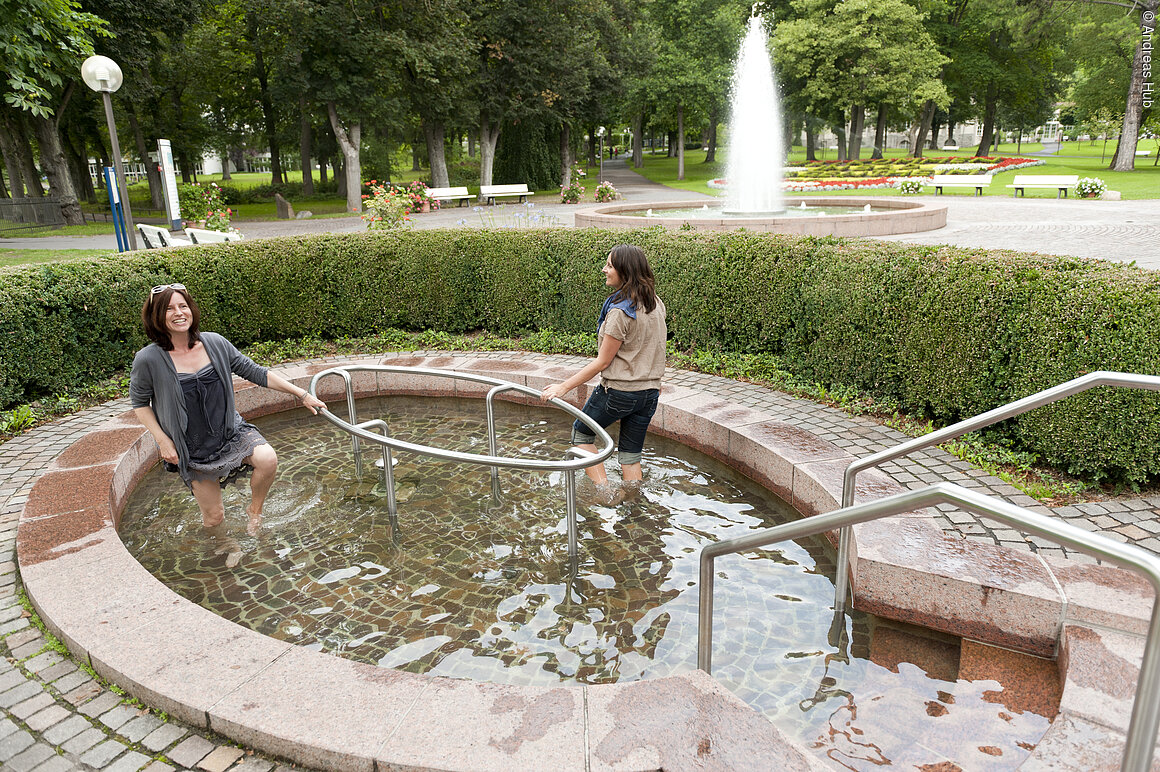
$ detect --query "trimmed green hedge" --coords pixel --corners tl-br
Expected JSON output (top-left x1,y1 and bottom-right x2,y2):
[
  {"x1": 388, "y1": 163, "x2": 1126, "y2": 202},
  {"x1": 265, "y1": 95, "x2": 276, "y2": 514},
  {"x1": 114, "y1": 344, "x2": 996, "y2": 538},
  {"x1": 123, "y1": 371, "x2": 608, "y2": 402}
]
[{"x1": 2, "y1": 229, "x2": 1159, "y2": 482}]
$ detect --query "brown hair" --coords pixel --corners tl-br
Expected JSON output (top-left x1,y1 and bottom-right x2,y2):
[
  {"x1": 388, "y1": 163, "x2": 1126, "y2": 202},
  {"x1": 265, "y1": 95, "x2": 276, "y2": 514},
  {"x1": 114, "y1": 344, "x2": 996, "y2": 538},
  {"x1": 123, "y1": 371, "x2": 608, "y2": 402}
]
[
  {"x1": 142, "y1": 286, "x2": 200, "y2": 351},
  {"x1": 609, "y1": 244, "x2": 657, "y2": 314}
]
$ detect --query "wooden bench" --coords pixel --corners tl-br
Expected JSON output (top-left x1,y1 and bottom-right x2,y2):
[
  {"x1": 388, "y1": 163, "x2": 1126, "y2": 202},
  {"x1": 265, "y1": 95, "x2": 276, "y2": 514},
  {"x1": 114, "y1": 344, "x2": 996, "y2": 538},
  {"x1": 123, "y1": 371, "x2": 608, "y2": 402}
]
[
  {"x1": 426, "y1": 186, "x2": 476, "y2": 207},
  {"x1": 930, "y1": 174, "x2": 992, "y2": 195},
  {"x1": 185, "y1": 227, "x2": 243, "y2": 244},
  {"x1": 137, "y1": 223, "x2": 192, "y2": 248},
  {"x1": 1006, "y1": 174, "x2": 1079, "y2": 198},
  {"x1": 480, "y1": 183, "x2": 534, "y2": 205}
]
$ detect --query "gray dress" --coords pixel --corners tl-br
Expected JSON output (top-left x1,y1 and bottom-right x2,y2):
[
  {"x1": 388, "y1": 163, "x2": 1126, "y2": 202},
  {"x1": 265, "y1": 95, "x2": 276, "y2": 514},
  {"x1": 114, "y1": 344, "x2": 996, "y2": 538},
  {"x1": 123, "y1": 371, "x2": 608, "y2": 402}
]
[{"x1": 177, "y1": 364, "x2": 266, "y2": 488}]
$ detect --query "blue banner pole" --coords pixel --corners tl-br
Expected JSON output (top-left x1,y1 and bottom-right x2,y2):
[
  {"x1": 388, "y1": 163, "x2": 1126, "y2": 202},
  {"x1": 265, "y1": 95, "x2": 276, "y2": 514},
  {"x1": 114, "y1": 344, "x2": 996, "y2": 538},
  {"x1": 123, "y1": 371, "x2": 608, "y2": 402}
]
[{"x1": 104, "y1": 167, "x2": 126, "y2": 252}]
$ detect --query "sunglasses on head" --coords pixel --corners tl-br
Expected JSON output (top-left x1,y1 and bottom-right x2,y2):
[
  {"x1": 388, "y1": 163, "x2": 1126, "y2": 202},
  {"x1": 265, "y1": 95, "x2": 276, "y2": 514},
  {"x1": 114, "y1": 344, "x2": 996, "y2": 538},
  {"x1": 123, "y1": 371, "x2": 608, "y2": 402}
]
[{"x1": 150, "y1": 283, "x2": 186, "y2": 295}]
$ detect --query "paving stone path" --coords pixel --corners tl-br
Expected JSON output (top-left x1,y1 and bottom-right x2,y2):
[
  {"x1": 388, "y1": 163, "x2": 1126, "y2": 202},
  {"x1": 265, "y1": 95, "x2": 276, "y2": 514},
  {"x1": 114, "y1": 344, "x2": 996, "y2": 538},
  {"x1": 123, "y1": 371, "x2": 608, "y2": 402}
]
[{"x1": 1, "y1": 350, "x2": 1157, "y2": 770}]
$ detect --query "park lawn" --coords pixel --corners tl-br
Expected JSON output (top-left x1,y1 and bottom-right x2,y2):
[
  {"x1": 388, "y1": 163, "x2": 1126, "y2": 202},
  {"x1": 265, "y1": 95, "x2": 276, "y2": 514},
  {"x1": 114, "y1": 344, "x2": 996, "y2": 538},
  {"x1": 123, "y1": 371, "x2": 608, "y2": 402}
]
[
  {"x1": 7, "y1": 222, "x2": 117, "y2": 238},
  {"x1": 0, "y1": 249, "x2": 113, "y2": 267},
  {"x1": 632, "y1": 147, "x2": 1160, "y2": 200}
]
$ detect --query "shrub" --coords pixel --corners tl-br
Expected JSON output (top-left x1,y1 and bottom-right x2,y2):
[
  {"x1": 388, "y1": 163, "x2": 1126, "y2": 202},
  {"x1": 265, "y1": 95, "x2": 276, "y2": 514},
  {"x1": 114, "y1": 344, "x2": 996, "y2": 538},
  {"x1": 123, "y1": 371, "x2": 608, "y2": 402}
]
[
  {"x1": 2, "y1": 231, "x2": 1158, "y2": 483},
  {"x1": 899, "y1": 179, "x2": 925, "y2": 195},
  {"x1": 561, "y1": 168, "x2": 586, "y2": 203}
]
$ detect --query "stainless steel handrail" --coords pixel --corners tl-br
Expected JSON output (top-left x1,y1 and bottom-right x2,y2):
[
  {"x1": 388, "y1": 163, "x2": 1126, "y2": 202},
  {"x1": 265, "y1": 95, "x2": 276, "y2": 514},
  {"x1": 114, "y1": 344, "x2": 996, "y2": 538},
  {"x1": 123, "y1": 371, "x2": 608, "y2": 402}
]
[
  {"x1": 833, "y1": 371, "x2": 1160, "y2": 607},
  {"x1": 307, "y1": 365, "x2": 615, "y2": 558},
  {"x1": 698, "y1": 482, "x2": 1160, "y2": 772}
]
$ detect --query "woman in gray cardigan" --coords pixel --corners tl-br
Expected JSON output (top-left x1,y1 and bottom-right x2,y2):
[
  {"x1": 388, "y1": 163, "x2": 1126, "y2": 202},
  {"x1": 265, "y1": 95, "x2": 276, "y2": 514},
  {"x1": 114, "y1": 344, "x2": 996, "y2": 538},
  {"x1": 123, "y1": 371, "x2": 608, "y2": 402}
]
[{"x1": 130, "y1": 284, "x2": 325, "y2": 544}]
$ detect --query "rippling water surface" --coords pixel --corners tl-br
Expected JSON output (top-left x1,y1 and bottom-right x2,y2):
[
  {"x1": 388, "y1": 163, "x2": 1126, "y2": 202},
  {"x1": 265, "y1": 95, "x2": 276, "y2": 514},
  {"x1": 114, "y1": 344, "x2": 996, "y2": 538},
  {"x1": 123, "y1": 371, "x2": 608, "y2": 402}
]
[{"x1": 120, "y1": 396, "x2": 1054, "y2": 769}]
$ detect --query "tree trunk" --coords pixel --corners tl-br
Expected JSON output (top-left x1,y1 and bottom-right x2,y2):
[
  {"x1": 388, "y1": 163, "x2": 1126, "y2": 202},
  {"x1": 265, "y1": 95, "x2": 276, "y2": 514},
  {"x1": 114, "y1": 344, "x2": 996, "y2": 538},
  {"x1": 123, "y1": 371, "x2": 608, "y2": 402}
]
[
  {"x1": 249, "y1": 16, "x2": 283, "y2": 185},
  {"x1": 0, "y1": 114, "x2": 27, "y2": 197},
  {"x1": 559, "y1": 123, "x2": 573, "y2": 189},
  {"x1": 299, "y1": 97, "x2": 314, "y2": 195},
  {"x1": 847, "y1": 104, "x2": 864, "y2": 159},
  {"x1": 705, "y1": 106, "x2": 718, "y2": 163},
  {"x1": 929, "y1": 112, "x2": 942, "y2": 150},
  {"x1": 327, "y1": 102, "x2": 362, "y2": 213},
  {"x1": 128, "y1": 109, "x2": 164, "y2": 209},
  {"x1": 479, "y1": 114, "x2": 501, "y2": 187},
  {"x1": 805, "y1": 119, "x2": 816, "y2": 161},
  {"x1": 60, "y1": 123, "x2": 94, "y2": 202},
  {"x1": 975, "y1": 88, "x2": 998, "y2": 157},
  {"x1": 467, "y1": 129, "x2": 476, "y2": 158},
  {"x1": 946, "y1": 120, "x2": 957, "y2": 147},
  {"x1": 335, "y1": 157, "x2": 345, "y2": 199},
  {"x1": 872, "y1": 104, "x2": 887, "y2": 159},
  {"x1": 0, "y1": 164, "x2": 7, "y2": 198},
  {"x1": 422, "y1": 119, "x2": 449, "y2": 187},
  {"x1": 835, "y1": 122, "x2": 848, "y2": 161},
  {"x1": 319, "y1": 156, "x2": 328, "y2": 185},
  {"x1": 632, "y1": 114, "x2": 643, "y2": 168},
  {"x1": 677, "y1": 104, "x2": 685, "y2": 180},
  {"x1": 15, "y1": 114, "x2": 44, "y2": 196},
  {"x1": 911, "y1": 100, "x2": 935, "y2": 158},
  {"x1": 667, "y1": 130, "x2": 677, "y2": 158},
  {"x1": 32, "y1": 104, "x2": 84, "y2": 225},
  {"x1": 220, "y1": 153, "x2": 231, "y2": 180},
  {"x1": 1109, "y1": 2, "x2": 1155, "y2": 171}
]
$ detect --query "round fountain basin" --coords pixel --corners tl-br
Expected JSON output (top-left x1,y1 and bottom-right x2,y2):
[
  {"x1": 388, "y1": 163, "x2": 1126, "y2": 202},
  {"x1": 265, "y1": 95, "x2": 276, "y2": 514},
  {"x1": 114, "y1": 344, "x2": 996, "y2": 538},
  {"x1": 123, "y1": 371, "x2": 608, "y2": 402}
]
[
  {"x1": 575, "y1": 197, "x2": 947, "y2": 237},
  {"x1": 118, "y1": 394, "x2": 1053, "y2": 769}
]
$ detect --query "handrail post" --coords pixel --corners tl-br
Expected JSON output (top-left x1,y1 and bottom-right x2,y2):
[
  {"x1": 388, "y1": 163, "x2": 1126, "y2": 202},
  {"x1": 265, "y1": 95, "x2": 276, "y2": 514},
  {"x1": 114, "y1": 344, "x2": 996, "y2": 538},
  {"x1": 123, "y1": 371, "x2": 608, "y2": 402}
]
[
  {"x1": 357, "y1": 419, "x2": 396, "y2": 516},
  {"x1": 698, "y1": 552, "x2": 716, "y2": 673},
  {"x1": 485, "y1": 385, "x2": 504, "y2": 503}
]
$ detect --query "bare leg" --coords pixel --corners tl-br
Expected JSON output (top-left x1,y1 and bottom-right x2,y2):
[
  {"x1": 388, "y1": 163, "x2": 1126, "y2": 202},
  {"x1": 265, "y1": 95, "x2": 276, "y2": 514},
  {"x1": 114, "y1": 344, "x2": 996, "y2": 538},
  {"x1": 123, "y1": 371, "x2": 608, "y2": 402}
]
[
  {"x1": 245, "y1": 443, "x2": 278, "y2": 536},
  {"x1": 191, "y1": 478, "x2": 226, "y2": 528},
  {"x1": 621, "y1": 462, "x2": 643, "y2": 482},
  {"x1": 575, "y1": 443, "x2": 608, "y2": 486},
  {"x1": 192, "y1": 481, "x2": 242, "y2": 567}
]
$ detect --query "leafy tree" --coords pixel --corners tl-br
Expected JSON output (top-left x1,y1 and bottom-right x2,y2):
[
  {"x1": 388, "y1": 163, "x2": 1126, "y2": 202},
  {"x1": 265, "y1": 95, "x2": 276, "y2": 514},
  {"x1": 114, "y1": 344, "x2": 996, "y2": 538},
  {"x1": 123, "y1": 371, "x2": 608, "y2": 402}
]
[
  {"x1": 0, "y1": 0, "x2": 108, "y2": 223},
  {"x1": 776, "y1": 0, "x2": 947, "y2": 160}
]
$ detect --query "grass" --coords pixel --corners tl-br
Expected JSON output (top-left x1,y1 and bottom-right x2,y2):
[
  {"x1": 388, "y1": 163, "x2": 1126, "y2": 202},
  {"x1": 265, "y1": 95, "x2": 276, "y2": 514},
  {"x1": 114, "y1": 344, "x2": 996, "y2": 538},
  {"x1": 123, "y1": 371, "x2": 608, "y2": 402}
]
[
  {"x1": 630, "y1": 146, "x2": 1160, "y2": 200},
  {"x1": 0, "y1": 248, "x2": 114, "y2": 267}
]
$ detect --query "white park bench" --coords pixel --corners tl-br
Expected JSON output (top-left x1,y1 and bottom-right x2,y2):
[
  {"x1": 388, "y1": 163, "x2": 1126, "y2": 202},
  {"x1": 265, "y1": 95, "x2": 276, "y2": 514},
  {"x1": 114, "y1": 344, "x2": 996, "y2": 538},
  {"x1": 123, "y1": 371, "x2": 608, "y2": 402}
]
[
  {"x1": 1006, "y1": 174, "x2": 1079, "y2": 198},
  {"x1": 480, "y1": 183, "x2": 534, "y2": 205},
  {"x1": 185, "y1": 227, "x2": 243, "y2": 244},
  {"x1": 929, "y1": 174, "x2": 993, "y2": 195},
  {"x1": 137, "y1": 223, "x2": 192, "y2": 248},
  {"x1": 426, "y1": 186, "x2": 476, "y2": 207}
]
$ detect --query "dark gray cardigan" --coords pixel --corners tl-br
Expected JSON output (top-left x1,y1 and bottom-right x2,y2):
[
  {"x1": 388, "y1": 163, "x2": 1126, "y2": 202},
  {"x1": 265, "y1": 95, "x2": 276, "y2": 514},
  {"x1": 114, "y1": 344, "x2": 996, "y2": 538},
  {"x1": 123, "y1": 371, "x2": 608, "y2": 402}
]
[{"x1": 130, "y1": 332, "x2": 268, "y2": 482}]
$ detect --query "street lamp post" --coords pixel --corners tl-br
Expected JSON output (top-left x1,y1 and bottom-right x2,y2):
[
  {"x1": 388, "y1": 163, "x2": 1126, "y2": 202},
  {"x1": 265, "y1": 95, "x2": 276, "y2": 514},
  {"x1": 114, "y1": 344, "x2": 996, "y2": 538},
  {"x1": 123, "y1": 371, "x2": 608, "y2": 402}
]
[
  {"x1": 596, "y1": 126, "x2": 606, "y2": 183},
  {"x1": 81, "y1": 55, "x2": 137, "y2": 250}
]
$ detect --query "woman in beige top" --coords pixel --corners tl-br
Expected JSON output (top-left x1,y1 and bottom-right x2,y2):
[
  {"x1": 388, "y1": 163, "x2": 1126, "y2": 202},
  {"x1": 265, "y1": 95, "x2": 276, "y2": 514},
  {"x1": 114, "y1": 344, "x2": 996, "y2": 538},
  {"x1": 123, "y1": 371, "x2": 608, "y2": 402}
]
[{"x1": 541, "y1": 244, "x2": 667, "y2": 486}]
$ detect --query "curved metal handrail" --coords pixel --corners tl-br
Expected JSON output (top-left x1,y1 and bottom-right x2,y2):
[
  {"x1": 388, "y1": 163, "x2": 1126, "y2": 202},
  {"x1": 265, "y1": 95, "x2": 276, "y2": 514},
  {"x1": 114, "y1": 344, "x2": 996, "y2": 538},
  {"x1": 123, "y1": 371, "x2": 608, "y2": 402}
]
[
  {"x1": 698, "y1": 482, "x2": 1160, "y2": 772},
  {"x1": 307, "y1": 364, "x2": 615, "y2": 558},
  {"x1": 833, "y1": 371, "x2": 1160, "y2": 605}
]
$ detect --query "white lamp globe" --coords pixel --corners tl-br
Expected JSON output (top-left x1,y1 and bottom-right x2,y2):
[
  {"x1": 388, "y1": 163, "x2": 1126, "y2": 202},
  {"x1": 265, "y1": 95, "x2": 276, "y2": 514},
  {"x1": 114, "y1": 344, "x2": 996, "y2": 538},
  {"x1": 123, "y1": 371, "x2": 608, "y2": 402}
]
[{"x1": 80, "y1": 56, "x2": 124, "y2": 93}]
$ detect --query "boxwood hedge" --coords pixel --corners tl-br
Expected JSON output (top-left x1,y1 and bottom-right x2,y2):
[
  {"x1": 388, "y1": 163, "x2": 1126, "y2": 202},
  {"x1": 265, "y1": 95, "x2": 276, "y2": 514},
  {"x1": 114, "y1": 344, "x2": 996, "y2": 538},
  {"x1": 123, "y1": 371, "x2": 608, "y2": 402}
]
[{"x1": 2, "y1": 228, "x2": 1158, "y2": 482}]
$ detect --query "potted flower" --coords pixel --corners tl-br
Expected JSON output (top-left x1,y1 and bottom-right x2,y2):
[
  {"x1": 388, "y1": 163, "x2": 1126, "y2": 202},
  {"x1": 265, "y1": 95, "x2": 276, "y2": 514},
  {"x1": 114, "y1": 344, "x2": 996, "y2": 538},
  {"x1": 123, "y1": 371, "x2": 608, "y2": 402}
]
[
  {"x1": 561, "y1": 167, "x2": 586, "y2": 204},
  {"x1": 594, "y1": 181, "x2": 619, "y2": 202},
  {"x1": 361, "y1": 182, "x2": 411, "y2": 230},
  {"x1": 1075, "y1": 177, "x2": 1107, "y2": 199}
]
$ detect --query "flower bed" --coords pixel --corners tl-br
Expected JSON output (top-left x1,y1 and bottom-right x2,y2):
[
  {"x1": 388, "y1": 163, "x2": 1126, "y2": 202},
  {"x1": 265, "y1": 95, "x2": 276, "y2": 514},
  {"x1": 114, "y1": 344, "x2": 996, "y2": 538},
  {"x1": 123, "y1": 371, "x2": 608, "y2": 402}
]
[{"x1": 709, "y1": 157, "x2": 1044, "y2": 193}]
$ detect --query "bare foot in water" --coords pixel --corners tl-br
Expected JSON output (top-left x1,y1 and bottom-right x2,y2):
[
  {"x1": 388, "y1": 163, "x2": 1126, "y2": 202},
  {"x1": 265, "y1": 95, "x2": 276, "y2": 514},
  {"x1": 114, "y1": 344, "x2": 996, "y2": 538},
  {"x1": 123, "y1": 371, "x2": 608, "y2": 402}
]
[
  {"x1": 209, "y1": 532, "x2": 244, "y2": 568},
  {"x1": 246, "y1": 508, "x2": 262, "y2": 537}
]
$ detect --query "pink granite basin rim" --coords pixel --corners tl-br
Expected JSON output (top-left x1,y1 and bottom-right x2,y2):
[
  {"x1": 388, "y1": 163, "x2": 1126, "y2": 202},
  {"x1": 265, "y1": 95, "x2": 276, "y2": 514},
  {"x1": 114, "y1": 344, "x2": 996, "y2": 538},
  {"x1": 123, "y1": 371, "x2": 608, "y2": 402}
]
[{"x1": 16, "y1": 355, "x2": 1155, "y2": 770}]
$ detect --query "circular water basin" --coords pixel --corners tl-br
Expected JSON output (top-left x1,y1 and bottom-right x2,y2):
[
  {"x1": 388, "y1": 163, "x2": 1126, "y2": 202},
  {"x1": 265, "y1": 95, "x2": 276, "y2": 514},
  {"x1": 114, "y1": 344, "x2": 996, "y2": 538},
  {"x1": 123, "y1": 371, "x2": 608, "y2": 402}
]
[
  {"x1": 574, "y1": 197, "x2": 947, "y2": 236},
  {"x1": 119, "y1": 395, "x2": 1052, "y2": 769}
]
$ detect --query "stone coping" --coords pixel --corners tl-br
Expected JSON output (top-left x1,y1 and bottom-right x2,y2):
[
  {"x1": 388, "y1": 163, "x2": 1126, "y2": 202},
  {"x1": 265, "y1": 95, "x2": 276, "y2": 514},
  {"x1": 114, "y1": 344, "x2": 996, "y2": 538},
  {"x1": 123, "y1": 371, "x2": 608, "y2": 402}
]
[
  {"x1": 573, "y1": 197, "x2": 948, "y2": 236},
  {"x1": 16, "y1": 355, "x2": 1158, "y2": 770}
]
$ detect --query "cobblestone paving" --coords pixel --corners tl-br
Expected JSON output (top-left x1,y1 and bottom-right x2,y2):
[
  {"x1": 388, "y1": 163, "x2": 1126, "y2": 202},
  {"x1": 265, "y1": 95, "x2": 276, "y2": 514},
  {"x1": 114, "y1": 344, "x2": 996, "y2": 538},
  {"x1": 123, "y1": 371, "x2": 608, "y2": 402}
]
[{"x1": 1, "y1": 350, "x2": 1156, "y2": 769}]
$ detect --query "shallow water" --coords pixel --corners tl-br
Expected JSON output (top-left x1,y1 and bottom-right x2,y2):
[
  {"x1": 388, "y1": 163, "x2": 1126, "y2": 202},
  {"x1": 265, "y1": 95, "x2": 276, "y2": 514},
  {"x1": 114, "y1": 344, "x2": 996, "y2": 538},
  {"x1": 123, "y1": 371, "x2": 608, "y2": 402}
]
[{"x1": 120, "y1": 396, "x2": 1053, "y2": 769}]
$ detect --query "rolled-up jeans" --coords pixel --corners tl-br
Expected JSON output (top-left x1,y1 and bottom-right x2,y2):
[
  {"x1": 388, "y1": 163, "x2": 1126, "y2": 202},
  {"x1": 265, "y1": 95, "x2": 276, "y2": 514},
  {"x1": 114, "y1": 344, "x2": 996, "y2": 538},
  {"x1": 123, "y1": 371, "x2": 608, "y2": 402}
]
[{"x1": 571, "y1": 384, "x2": 660, "y2": 465}]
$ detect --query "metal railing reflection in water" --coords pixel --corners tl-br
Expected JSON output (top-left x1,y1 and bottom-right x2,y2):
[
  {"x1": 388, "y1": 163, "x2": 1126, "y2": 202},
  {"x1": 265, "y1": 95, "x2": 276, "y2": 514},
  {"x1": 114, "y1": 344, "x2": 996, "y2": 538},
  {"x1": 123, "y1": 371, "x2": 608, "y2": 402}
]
[{"x1": 308, "y1": 365, "x2": 614, "y2": 558}]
